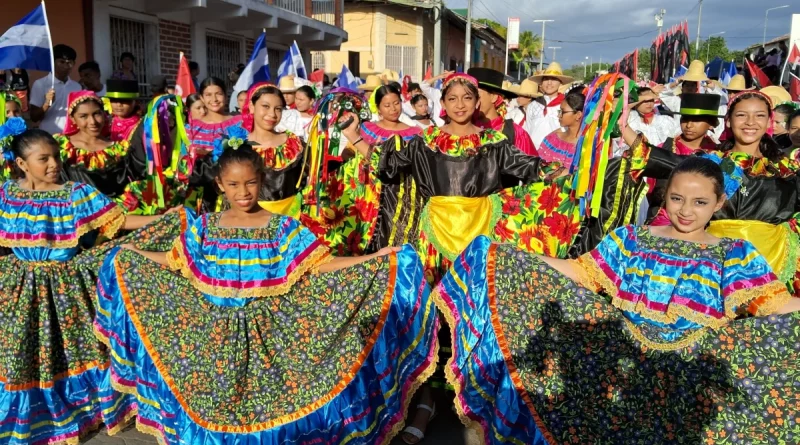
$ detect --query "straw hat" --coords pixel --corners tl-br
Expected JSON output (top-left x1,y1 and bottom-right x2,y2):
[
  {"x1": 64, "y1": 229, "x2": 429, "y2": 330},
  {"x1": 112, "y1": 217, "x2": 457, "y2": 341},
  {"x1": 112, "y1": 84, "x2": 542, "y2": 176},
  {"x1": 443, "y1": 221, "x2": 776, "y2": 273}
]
[
  {"x1": 682, "y1": 60, "x2": 709, "y2": 83},
  {"x1": 357, "y1": 74, "x2": 383, "y2": 91},
  {"x1": 516, "y1": 79, "x2": 542, "y2": 98},
  {"x1": 760, "y1": 86, "x2": 792, "y2": 108},
  {"x1": 507, "y1": 84, "x2": 520, "y2": 94},
  {"x1": 381, "y1": 69, "x2": 400, "y2": 82},
  {"x1": 531, "y1": 62, "x2": 574, "y2": 84},
  {"x1": 278, "y1": 75, "x2": 297, "y2": 93},
  {"x1": 724, "y1": 74, "x2": 752, "y2": 92}
]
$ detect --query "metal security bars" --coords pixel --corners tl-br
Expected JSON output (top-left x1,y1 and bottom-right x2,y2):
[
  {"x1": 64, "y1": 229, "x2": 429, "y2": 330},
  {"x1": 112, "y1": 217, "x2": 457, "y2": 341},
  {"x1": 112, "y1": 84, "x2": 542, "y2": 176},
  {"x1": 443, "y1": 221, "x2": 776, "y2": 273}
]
[
  {"x1": 385, "y1": 45, "x2": 419, "y2": 79},
  {"x1": 109, "y1": 16, "x2": 157, "y2": 96},
  {"x1": 312, "y1": 0, "x2": 336, "y2": 25},
  {"x1": 311, "y1": 51, "x2": 326, "y2": 71},
  {"x1": 273, "y1": 0, "x2": 305, "y2": 15},
  {"x1": 206, "y1": 33, "x2": 243, "y2": 94}
]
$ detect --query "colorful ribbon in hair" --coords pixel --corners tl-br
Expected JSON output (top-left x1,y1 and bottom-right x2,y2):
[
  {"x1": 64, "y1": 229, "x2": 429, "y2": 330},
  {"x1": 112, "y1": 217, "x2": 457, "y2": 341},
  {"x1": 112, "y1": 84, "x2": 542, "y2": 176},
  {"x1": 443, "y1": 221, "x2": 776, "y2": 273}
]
[{"x1": 569, "y1": 73, "x2": 636, "y2": 218}]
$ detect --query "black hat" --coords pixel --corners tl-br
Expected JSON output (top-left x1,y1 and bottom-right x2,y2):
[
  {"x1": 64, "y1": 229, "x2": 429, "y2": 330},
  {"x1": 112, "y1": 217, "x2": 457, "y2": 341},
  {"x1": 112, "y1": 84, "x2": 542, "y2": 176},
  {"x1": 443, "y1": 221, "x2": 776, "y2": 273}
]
[
  {"x1": 105, "y1": 80, "x2": 139, "y2": 100},
  {"x1": 678, "y1": 93, "x2": 724, "y2": 118},
  {"x1": 467, "y1": 67, "x2": 517, "y2": 99}
]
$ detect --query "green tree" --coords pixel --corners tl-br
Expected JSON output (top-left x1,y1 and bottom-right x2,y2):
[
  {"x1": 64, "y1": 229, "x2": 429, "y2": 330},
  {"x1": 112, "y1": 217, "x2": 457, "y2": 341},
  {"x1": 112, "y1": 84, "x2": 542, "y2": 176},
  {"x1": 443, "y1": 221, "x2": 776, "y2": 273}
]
[
  {"x1": 700, "y1": 36, "x2": 729, "y2": 64},
  {"x1": 511, "y1": 31, "x2": 542, "y2": 77},
  {"x1": 474, "y1": 18, "x2": 507, "y2": 39}
]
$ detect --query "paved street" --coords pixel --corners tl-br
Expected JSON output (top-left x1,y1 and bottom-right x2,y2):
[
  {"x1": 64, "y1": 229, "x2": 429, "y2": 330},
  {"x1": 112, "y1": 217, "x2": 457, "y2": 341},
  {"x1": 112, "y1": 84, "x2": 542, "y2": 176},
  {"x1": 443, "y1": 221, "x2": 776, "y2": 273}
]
[{"x1": 83, "y1": 406, "x2": 468, "y2": 444}]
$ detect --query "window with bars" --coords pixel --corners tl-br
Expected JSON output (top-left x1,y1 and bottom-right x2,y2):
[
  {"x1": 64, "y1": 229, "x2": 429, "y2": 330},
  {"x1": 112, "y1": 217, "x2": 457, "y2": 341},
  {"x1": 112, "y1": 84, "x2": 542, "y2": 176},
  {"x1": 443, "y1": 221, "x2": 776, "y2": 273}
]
[
  {"x1": 109, "y1": 16, "x2": 158, "y2": 97},
  {"x1": 206, "y1": 33, "x2": 243, "y2": 94},
  {"x1": 311, "y1": 52, "x2": 325, "y2": 71},
  {"x1": 385, "y1": 45, "x2": 418, "y2": 79},
  {"x1": 312, "y1": 0, "x2": 335, "y2": 26}
]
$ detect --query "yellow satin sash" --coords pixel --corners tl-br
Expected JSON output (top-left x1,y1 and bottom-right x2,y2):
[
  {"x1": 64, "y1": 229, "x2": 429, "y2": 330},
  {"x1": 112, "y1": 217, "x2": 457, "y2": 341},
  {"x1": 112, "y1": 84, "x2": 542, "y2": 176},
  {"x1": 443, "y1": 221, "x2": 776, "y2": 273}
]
[
  {"x1": 259, "y1": 195, "x2": 300, "y2": 218},
  {"x1": 708, "y1": 219, "x2": 798, "y2": 282},
  {"x1": 421, "y1": 196, "x2": 501, "y2": 260}
]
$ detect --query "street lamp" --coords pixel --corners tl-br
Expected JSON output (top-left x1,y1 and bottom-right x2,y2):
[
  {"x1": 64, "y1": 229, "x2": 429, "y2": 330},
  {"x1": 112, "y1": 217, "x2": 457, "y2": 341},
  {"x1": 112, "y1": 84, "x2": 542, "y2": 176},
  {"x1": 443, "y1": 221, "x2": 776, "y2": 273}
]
[
  {"x1": 705, "y1": 31, "x2": 725, "y2": 63},
  {"x1": 534, "y1": 19, "x2": 554, "y2": 71},
  {"x1": 764, "y1": 5, "x2": 789, "y2": 47},
  {"x1": 586, "y1": 56, "x2": 592, "y2": 74}
]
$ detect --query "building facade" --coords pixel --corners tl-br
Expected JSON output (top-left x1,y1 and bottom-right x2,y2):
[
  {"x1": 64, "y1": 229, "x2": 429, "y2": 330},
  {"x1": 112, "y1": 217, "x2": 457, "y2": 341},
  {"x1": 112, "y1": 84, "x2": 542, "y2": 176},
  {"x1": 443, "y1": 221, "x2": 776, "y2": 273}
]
[{"x1": 2, "y1": 0, "x2": 347, "y2": 95}]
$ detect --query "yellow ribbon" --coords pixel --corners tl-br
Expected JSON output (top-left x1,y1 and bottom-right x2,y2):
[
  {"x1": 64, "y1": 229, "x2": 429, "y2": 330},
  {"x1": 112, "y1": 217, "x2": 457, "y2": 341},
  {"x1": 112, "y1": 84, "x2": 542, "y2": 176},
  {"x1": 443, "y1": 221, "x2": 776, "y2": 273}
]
[{"x1": 708, "y1": 219, "x2": 795, "y2": 281}]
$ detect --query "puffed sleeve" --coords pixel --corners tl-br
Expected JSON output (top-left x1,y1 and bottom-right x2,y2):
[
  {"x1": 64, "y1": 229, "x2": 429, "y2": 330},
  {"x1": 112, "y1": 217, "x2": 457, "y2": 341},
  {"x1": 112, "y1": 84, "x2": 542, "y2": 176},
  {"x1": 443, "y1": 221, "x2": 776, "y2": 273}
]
[
  {"x1": 495, "y1": 140, "x2": 543, "y2": 184},
  {"x1": 377, "y1": 135, "x2": 414, "y2": 181},
  {"x1": 569, "y1": 225, "x2": 635, "y2": 294},
  {"x1": 167, "y1": 212, "x2": 208, "y2": 274},
  {"x1": 721, "y1": 239, "x2": 791, "y2": 318}
]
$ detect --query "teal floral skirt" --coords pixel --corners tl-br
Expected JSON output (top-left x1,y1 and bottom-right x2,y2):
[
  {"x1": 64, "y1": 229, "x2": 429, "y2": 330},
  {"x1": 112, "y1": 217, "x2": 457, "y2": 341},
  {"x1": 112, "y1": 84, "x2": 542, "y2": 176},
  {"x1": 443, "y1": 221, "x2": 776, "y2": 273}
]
[{"x1": 434, "y1": 237, "x2": 800, "y2": 445}]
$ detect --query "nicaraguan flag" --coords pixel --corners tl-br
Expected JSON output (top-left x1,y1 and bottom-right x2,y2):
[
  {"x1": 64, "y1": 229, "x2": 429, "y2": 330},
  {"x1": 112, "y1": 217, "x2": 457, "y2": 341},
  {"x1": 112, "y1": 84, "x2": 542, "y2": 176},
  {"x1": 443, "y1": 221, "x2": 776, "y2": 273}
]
[
  {"x1": 230, "y1": 31, "x2": 270, "y2": 110},
  {"x1": 669, "y1": 65, "x2": 687, "y2": 84},
  {"x1": 721, "y1": 60, "x2": 737, "y2": 87},
  {"x1": 336, "y1": 64, "x2": 359, "y2": 90},
  {"x1": 277, "y1": 41, "x2": 307, "y2": 80},
  {"x1": 0, "y1": 3, "x2": 52, "y2": 71}
]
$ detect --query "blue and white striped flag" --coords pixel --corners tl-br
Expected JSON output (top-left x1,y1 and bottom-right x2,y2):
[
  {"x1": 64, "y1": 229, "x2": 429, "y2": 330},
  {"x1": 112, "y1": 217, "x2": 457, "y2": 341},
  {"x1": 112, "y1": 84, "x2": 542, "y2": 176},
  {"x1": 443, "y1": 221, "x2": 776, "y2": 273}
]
[
  {"x1": 230, "y1": 31, "x2": 271, "y2": 110},
  {"x1": 277, "y1": 41, "x2": 307, "y2": 80},
  {"x1": 669, "y1": 65, "x2": 687, "y2": 84},
  {"x1": 335, "y1": 64, "x2": 359, "y2": 90},
  {"x1": 0, "y1": 2, "x2": 53, "y2": 71},
  {"x1": 721, "y1": 60, "x2": 737, "y2": 87}
]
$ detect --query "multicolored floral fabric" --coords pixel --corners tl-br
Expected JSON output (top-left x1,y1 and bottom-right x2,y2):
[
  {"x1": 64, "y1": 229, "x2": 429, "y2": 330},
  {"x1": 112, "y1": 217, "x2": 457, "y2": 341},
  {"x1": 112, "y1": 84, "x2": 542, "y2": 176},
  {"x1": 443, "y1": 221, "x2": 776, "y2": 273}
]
[
  {"x1": 168, "y1": 214, "x2": 331, "y2": 299},
  {"x1": 54, "y1": 134, "x2": 131, "y2": 172},
  {"x1": 0, "y1": 182, "x2": 137, "y2": 445},
  {"x1": 434, "y1": 237, "x2": 800, "y2": 445},
  {"x1": 0, "y1": 181, "x2": 124, "y2": 255},
  {"x1": 94, "y1": 224, "x2": 438, "y2": 443},
  {"x1": 571, "y1": 225, "x2": 791, "y2": 343},
  {"x1": 421, "y1": 126, "x2": 506, "y2": 157},
  {"x1": 253, "y1": 131, "x2": 305, "y2": 170}
]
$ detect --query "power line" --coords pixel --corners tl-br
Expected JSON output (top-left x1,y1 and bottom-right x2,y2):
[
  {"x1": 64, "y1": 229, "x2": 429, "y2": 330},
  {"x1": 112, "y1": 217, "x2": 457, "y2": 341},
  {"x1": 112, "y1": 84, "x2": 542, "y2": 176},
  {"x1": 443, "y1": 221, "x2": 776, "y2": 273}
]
[{"x1": 549, "y1": 29, "x2": 657, "y2": 44}]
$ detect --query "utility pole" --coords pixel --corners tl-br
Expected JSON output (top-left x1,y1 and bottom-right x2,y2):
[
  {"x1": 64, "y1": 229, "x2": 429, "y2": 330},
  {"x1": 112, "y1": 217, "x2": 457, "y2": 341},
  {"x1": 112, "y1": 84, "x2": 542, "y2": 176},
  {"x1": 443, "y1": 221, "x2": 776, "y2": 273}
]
[
  {"x1": 763, "y1": 6, "x2": 790, "y2": 47},
  {"x1": 655, "y1": 9, "x2": 666, "y2": 36},
  {"x1": 534, "y1": 19, "x2": 554, "y2": 72},
  {"x1": 695, "y1": 0, "x2": 703, "y2": 54},
  {"x1": 582, "y1": 62, "x2": 586, "y2": 79},
  {"x1": 464, "y1": 0, "x2": 474, "y2": 71},
  {"x1": 548, "y1": 46, "x2": 561, "y2": 62},
  {"x1": 433, "y1": 0, "x2": 442, "y2": 75}
]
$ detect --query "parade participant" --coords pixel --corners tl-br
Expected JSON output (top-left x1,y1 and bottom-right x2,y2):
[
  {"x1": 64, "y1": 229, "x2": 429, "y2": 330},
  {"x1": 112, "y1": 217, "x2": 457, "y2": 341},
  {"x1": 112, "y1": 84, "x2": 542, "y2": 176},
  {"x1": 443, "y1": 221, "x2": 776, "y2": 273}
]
[
  {"x1": 436, "y1": 156, "x2": 799, "y2": 445},
  {"x1": 626, "y1": 87, "x2": 680, "y2": 145},
  {"x1": 526, "y1": 62, "x2": 574, "y2": 147},
  {"x1": 469, "y1": 67, "x2": 537, "y2": 156},
  {"x1": 185, "y1": 77, "x2": 242, "y2": 157},
  {"x1": 55, "y1": 91, "x2": 133, "y2": 200},
  {"x1": 409, "y1": 94, "x2": 435, "y2": 129},
  {"x1": 625, "y1": 90, "x2": 800, "y2": 295},
  {"x1": 537, "y1": 92, "x2": 585, "y2": 164},
  {"x1": 95, "y1": 142, "x2": 438, "y2": 445},
  {"x1": 106, "y1": 79, "x2": 142, "y2": 142},
  {"x1": 343, "y1": 73, "x2": 578, "y2": 281},
  {"x1": 185, "y1": 93, "x2": 207, "y2": 121},
  {"x1": 772, "y1": 101, "x2": 798, "y2": 150},
  {"x1": 279, "y1": 75, "x2": 298, "y2": 109},
  {"x1": 419, "y1": 71, "x2": 455, "y2": 127},
  {"x1": 789, "y1": 109, "x2": 800, "y2": 150},
  {"x1": 2, "y1": 91, "x2": 22, "y2": 119},
  {"x1": 234, "y1": 90, "x2": 247, "y2": 115},
  {"x1": 0, "y1": 93, "x2": 23, "y2": 180},
  {"x1": 658, "y1": 60, "x2": 728, "y2": 140},
  {"x1": 402, "y1": 81, "x2": 424, "y2": 117},
  {"x1": 511, "y1": 78, "x2": 542, "y2": 130},
  {"x1": 29, "y1": 44, "x2": 82, "y2": 134},
  {"x1": 723, "y1": 74, "x2": 751, "y2": 94},
  {"x1": 0, "y1": 125, "x2": 177, "y2": 445},
  {"x1": 277, "y1": 84, "x2": 316, "y2": 141},
  {"x1": 361, "y1": 84, "x2": 423, "y2": 145}
]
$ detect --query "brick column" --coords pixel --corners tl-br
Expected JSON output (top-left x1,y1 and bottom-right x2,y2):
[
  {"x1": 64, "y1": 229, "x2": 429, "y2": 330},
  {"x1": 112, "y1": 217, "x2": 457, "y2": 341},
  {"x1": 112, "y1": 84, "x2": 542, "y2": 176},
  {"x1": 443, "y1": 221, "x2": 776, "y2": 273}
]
[
  {"x1": 305, "y1": 0, "x2": 313, "y2": 18},
  {"x1": 159, "y1": 20, "x2": 192, "y2": 81},
  {"x1": 335, "y1": 0, "x2": 342, "y2": 28}
]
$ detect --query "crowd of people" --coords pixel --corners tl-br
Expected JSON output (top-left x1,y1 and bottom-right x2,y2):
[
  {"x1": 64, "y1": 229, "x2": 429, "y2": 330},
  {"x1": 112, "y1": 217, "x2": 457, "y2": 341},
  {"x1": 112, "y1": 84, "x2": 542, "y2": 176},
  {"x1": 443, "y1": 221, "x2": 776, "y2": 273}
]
[{"x1": 0, "y1": 40, "x2": 799, "y2": 445}]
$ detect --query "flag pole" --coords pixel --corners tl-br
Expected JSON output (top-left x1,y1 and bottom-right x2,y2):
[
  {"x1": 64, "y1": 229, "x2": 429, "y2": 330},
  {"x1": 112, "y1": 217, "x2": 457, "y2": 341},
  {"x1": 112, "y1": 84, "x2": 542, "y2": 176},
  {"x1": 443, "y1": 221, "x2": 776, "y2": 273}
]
[
  {"x1": 779, "y1": 40, "x2": 797, "y2": 87},
  {"x1": 40, "y1": 0, "x2": 55, "y2": 105}
]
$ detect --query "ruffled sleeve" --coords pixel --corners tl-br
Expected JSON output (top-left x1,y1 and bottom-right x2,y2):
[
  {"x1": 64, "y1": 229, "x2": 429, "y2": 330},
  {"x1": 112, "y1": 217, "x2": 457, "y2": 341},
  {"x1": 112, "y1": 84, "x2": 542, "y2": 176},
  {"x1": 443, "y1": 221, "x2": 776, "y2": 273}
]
[
  {"x1": 721, "y1": 239, "x2": 791, "y2": 318},
  {"x1": 167, "y1": 215, "x2": 332, "y2": 298},
  {"x1": 70, "y1": 182, "x2": 126, "y2": 240},
  {"x1": 569, "y1": 225, "x2": 634, "y2": 294}
]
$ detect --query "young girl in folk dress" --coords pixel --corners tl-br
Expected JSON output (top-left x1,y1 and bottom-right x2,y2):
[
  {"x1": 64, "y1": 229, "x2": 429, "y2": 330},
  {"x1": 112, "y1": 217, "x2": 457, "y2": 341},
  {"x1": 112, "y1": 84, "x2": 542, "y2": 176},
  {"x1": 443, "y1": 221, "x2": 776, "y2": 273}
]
[
  {"x1": 0, "y1": 128, "x2": 175, "y2": 445},
  {"x1": 95, "y1": 143, "x2": 438, "y2": 444},
  {"x1": 437, "y1": 157, "x2": 800, "y2": 445}
]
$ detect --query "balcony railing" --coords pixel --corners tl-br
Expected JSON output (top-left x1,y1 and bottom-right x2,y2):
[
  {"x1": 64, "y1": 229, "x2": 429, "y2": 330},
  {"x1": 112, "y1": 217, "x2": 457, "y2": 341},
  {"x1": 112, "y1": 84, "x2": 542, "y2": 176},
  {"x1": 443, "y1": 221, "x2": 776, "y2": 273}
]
[
  {"x1": 312, "y1": 0, "x2": 335, "y2": 26},
  {"x1": 272, "y1": 0, "x2": 305, "y2": 15}
]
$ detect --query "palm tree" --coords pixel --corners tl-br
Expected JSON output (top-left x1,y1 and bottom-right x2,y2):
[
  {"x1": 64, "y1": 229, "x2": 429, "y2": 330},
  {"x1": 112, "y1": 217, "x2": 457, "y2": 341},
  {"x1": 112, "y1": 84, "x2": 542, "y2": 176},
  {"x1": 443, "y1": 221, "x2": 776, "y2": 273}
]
[{"x1": 511, "y1": 31, "x2": 542, "y2": 78}]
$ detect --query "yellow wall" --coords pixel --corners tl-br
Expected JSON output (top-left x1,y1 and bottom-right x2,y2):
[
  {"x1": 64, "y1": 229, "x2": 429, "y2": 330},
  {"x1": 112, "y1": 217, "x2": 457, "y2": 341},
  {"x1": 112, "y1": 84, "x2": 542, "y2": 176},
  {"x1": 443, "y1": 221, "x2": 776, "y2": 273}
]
[{"x1": 385, "y1": 11, "x2": 417, "y2": 46}]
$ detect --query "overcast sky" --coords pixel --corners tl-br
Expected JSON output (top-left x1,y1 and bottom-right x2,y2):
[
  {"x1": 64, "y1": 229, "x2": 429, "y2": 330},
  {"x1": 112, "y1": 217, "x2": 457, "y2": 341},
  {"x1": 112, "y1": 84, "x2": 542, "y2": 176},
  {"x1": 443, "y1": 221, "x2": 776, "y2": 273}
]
[{"x1": 446, "y1": 0, "x2": 797, "y2": 68}]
